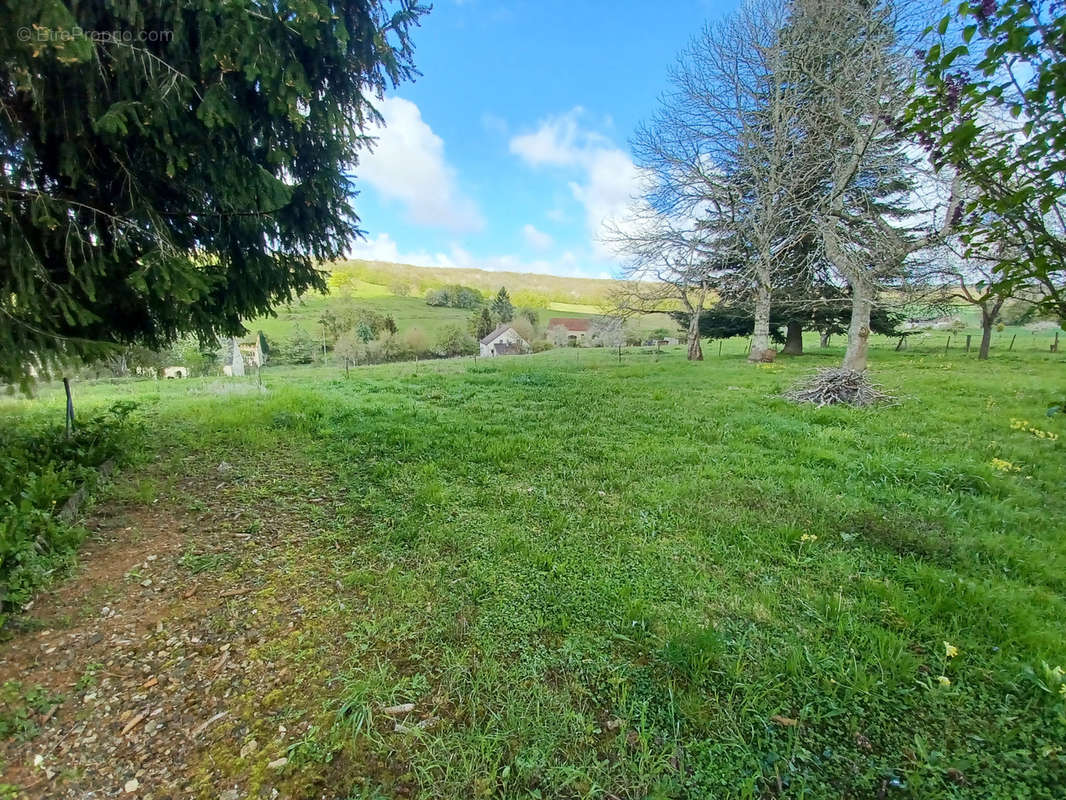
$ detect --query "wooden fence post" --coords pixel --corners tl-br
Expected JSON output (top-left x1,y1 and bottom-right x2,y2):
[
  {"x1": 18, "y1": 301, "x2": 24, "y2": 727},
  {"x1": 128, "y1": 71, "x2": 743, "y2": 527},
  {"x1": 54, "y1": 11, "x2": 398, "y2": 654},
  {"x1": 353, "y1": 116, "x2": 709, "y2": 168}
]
[
  {"x1": 945, "y1": 336, "x2": 951, "y2": 353},
  {"x1": 63, "y1": 377, "x2": 74, "y2": 438},
  {"x1": 965, "y1": 334, "x2": 972, "y2": 353},
  {"x1": 1008, "y1": 334, "x2": 1016, "y2": 352}
]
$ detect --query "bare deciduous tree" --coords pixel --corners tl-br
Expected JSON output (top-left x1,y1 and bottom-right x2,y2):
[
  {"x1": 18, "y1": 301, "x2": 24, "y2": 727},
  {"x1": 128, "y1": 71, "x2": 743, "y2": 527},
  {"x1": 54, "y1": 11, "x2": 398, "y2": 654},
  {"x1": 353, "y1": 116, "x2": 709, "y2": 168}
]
[
  {"x1": 607, "y1": 206, "x2": 718, "y2": 361},
  {"x1": 617, "y1": 0, "x2": 836, "y2": 362},
  {"x1": 788, "y1": 0, "x2": 961, "y2": 371}
]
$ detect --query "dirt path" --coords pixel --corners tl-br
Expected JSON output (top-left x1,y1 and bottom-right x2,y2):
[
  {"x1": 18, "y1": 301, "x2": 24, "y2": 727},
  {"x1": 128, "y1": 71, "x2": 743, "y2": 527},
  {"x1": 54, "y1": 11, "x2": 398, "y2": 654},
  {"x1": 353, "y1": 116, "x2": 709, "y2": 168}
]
[{"x1": 0, "y1": 457, "x2": 369, "y2": 799}]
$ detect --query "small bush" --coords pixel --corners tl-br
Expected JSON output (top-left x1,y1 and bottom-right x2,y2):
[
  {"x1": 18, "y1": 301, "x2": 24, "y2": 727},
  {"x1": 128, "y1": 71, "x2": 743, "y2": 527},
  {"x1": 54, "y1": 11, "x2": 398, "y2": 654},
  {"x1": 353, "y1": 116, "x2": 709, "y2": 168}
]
[{"x1": 0, "y1": 402, "x2": 142, "y2": 624}]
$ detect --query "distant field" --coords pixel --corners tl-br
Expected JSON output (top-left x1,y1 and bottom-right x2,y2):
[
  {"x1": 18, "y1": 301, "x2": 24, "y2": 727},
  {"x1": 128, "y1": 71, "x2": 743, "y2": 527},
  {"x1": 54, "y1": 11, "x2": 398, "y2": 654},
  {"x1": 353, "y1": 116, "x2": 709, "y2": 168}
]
[
  {"x1": 3, "y1": 344, "x2": 1064, "y2": 798},
  {"x1": 546, "y1": 301, "x2": 607, "y2": 315},
  {"x1": 243, "y1": 261, "x2": 680, "y2": 346}
]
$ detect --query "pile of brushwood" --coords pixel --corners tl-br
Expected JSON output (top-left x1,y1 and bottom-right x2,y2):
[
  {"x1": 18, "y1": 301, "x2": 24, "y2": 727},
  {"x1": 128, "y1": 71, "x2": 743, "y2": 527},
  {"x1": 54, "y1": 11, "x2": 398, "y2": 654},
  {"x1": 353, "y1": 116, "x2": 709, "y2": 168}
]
[{"x1": 784, "y1": 368, "x2": 894, "y2": 408}]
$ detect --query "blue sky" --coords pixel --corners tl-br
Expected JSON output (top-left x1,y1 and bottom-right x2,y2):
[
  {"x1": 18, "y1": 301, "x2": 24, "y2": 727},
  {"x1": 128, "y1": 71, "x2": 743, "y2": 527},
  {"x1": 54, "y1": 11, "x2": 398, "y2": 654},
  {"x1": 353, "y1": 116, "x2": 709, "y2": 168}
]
[{"x1": 349, "y1": 0, "x2": 738, "y2": 278}]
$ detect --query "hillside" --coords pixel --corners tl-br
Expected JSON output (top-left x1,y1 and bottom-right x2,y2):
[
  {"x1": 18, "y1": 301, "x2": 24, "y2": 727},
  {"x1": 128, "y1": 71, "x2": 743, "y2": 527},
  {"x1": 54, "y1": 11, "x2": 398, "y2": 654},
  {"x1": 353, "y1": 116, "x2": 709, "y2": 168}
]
[
  {"x1": 243, "y1": 259, "x2": 678, "y2": 350},
  {"x1": 330, "y1": 259, "x2": 621, "y2": 308}
]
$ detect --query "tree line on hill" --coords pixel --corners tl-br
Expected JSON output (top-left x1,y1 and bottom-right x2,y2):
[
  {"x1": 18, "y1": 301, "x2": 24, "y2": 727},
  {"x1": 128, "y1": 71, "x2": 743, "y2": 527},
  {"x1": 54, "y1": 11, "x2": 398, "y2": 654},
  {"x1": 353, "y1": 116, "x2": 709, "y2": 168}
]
[{"x1": 610, "y1": 0, "x2": 1065, "y2": 367}]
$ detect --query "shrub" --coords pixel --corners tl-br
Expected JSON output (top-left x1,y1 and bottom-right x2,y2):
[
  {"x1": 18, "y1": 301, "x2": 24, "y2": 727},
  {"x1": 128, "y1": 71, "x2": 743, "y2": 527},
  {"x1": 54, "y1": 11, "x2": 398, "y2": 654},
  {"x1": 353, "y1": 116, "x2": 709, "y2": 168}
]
[
  {"x1": 1, "y1": 403, "x2": 143, "y2": 625},
  {"x1": 272, "y1": 326, "x2": 318, "y2": 364},
  {"x1": 425, "y1": 284, "x2": 484, "y2": 309},
  {"x1": 509, "y1": 317, "x2": 536, "y2": 345},
  {"x1": 435, "y1": 325, "x2": 477, "y2": 357},
  {"x1": 399, "y1": 327, "x2": 431, "y2": 360}
]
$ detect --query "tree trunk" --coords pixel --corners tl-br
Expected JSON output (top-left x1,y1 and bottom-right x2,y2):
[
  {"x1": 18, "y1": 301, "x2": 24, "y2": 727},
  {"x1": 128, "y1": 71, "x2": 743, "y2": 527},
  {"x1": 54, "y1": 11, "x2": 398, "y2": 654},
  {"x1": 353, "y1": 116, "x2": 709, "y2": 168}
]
[
  {"x1": 842, "y1": 279, "x2": 873, "y2": 371},
  {"x1": 978, "y1": 299, "x2": 1003, "y2": 361},
  {"x1": 687, "y1": 311, "x2": 703, "y2": 361},
  {"x1": 819, "y1": 331, "x2": 831, "y2": 348},
  {"x1": 749, "y1": 284, "x2": 771, "y2": 361},
  {"x1": 979, "y1": 319, "x2": 993, "y2": 360},
  {"x1": 781, "y1": 320, "x2": 803, "y2": 355}
]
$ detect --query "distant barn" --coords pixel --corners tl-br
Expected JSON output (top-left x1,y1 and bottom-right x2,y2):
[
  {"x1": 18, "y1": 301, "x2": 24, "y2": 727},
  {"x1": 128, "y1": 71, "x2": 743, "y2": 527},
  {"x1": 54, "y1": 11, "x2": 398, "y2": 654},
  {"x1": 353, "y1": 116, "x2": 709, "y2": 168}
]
[{"x1": 547, "y1": 318, "x2": 590, "y2": 345}]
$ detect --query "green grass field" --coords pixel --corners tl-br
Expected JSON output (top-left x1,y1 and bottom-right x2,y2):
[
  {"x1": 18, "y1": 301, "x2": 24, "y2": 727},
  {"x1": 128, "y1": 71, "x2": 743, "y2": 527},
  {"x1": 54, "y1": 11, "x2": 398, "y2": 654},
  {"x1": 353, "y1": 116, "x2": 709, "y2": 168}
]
[{"x1": 2, "y1": 341, "x2": 1065, "y2": 798}]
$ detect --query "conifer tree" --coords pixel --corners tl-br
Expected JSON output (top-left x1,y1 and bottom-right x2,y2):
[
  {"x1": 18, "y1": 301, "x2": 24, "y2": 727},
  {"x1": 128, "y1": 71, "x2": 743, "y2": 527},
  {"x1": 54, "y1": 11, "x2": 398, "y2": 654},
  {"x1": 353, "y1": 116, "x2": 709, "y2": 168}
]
[
  {"x1": 0, "y1": 1, "x2": 427, "y2": 385},
  {"x1": 491, "y1": 287, "x2": 514, "y2": 322},
  {"x1": 473, "y1": 307, "x2": 495, "y2": 340}
]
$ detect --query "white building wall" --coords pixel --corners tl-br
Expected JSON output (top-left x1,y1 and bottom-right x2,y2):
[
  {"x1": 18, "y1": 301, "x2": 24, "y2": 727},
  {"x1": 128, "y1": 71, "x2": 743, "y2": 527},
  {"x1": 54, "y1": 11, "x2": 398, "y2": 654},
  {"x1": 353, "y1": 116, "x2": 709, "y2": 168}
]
[{"x1": 480, "y1": 327, "x2": 528, "y2": 356}]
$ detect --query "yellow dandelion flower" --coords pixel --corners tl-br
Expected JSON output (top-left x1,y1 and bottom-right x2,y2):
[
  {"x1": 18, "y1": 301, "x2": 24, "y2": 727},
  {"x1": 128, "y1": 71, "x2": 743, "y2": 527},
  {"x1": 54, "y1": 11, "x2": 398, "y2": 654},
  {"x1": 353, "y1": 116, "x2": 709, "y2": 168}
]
[
  {"x1": 990, "y1": 458, "x2": 1019, "y2": 472},
  {"x1": 937, "y1": 675, "x2": 951, "y2": 687},
  {"x1": 944, "y1": 641, "x2": 959, "y2": 658},
  {"x1": 800, "y1": 533, "x2": 818, "y2": 543}
]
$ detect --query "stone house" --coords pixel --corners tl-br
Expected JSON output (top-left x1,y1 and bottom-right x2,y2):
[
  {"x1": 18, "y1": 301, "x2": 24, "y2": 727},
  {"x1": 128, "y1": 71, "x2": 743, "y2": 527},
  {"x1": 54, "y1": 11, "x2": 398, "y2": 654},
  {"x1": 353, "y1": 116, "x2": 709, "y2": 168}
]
[
  {"x1": 547, "y1": 317, "x2": 590, "y2": 345},
  {"x1": 479, "y1": 324, "x2": 530, "y2": 357},
  {"x1": 238, "y1": 338, "x2": 265, "y2": 368}
]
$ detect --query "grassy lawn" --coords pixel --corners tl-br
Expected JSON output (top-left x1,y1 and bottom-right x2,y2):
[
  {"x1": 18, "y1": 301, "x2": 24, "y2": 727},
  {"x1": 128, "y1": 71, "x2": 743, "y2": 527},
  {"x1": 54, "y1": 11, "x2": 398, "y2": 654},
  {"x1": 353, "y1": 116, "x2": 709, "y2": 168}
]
[{"x1": 3, "y1": 342, "x2": 1065, "y2": 798}]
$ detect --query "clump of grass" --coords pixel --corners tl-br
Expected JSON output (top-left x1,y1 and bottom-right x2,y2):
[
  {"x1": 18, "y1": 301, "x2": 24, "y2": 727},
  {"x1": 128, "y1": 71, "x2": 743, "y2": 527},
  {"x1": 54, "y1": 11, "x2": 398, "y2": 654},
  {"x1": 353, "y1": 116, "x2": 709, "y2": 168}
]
[{"x1": 785, "y1": 367, "x2": 894, "y2": 407}]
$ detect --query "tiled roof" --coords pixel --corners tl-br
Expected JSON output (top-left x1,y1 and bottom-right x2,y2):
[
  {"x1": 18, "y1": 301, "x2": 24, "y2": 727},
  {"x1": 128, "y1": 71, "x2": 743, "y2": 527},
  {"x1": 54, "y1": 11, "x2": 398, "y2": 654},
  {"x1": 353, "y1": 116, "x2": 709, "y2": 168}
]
[
  {"x1": 547, "y1": 317, "x2": 590, "y2": 332},
  {"x1": 480, "y1": 324, "x2": 514, "y2": 345}
]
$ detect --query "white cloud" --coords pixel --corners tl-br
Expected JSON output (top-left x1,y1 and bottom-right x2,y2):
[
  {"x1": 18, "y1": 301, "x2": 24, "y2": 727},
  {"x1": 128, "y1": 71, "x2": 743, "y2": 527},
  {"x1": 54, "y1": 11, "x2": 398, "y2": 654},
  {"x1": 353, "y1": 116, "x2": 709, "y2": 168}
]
[
  {"x1": 348, "y1": 232, "x2": 465, "y2": 268},
  {"x1": 359, "y1": 97, "x2": 484, "y2": 233},
  {"x1": 348, "y1": 233, "x2": 593, "y2": 278},
  {"x1": 509, "y1": 107, "x2": 611, "y2": 167},
  {"x1": 522, "y1": 223, "x2": 554, "y2": 251},
  {"x1": 569, "y1": 150, "x2": 642, "y2": 258},
  {"x1": 509, "y1": 108, "x2": 642, "y2": 258}
]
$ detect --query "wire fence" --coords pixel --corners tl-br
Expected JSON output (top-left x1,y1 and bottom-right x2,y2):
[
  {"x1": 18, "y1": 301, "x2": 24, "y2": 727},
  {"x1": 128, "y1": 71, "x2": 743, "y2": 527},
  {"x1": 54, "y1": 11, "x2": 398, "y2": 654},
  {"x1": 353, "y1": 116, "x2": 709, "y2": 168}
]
[{"x1": 698, "y1": 326, "x2": 1062, "y2": 359}]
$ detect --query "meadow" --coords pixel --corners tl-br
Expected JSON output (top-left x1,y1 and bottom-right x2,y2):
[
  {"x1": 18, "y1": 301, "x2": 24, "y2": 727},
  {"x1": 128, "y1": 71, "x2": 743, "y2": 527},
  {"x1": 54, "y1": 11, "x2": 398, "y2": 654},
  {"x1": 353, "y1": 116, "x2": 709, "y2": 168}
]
[{"x1": 2, "y1": 338, "x2": 1065, "y2": 799}]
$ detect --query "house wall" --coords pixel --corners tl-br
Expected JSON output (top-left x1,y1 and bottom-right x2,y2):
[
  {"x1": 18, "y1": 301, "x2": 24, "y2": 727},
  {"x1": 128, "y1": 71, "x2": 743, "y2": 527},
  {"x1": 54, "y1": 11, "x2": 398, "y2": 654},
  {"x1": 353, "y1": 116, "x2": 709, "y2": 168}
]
[
  {"x1": 480, "y1": 327, "x2": 528, "y2": 357},
  {"x1": 228, "y1": 338, "x2": 245, "y2": 376}
]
